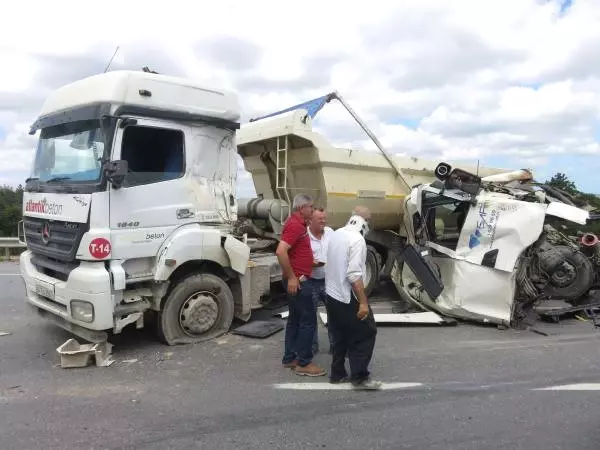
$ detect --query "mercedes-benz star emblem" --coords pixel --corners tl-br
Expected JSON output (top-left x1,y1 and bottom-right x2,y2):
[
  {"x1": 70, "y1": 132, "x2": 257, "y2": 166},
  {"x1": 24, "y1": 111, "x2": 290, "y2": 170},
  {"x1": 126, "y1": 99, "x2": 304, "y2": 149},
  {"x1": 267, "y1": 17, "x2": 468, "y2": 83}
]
[{"x1": 41, "y1": 223, "x2": 51, "y2": 245}]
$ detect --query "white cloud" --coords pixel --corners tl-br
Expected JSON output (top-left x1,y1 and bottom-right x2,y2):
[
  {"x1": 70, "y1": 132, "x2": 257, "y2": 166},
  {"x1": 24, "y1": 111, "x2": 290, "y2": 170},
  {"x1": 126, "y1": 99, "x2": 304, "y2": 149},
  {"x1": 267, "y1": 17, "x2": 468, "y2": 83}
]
[{"x1": 2, "y1": 0, "x2": 600, "y2": 193}]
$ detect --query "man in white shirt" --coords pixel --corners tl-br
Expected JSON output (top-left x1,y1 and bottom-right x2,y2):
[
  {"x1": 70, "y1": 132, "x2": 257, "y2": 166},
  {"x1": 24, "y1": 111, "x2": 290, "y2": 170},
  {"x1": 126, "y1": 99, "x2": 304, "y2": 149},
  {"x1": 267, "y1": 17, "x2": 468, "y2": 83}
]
[
  {"x1": 307, "y1": 207, "x2": 334, "y2": 354},
  {"x1": 324, "y1": 205, "x2": 382, "y2": 390}
]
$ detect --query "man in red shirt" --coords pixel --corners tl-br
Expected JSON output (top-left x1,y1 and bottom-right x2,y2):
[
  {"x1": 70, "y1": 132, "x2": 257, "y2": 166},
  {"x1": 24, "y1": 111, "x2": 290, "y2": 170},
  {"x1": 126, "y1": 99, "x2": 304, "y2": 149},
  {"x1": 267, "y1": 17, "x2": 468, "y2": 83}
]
[{"x1": 276, "y1": 193, "x2": 326, "y2": 377}]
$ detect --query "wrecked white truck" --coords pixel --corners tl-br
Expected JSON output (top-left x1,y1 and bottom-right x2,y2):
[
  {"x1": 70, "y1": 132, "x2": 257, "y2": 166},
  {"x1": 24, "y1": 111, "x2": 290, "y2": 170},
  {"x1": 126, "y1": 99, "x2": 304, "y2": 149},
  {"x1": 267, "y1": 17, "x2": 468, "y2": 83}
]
[
  {"x1": 18, "y1": 67, "x2": 597, "y2": 350},
  {"x1": 391, "y1": 163, "x2": 599, "y2": 327}
]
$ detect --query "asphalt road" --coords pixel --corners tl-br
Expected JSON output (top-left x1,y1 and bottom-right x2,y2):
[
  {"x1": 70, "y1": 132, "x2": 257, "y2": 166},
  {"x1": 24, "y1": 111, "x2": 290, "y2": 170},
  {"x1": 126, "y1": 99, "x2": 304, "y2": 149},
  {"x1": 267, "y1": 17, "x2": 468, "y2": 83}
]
[{"x1": 1, "y1": 261, "x2": 600, "y2": 449}]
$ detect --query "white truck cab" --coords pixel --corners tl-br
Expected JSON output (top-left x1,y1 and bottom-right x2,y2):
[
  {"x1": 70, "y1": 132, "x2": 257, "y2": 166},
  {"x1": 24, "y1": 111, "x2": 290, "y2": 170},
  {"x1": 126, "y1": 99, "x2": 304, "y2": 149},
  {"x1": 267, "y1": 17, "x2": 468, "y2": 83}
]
[{"x1": 20, "y1": 70, "x2": 253, "y2": 345}]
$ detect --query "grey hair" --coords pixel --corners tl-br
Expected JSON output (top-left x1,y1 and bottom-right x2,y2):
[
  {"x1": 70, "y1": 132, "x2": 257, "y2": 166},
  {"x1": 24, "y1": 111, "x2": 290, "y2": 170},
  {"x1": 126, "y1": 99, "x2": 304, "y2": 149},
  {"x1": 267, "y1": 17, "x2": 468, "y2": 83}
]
[{"x1": 292, "y1": 193, "x2": 313, "y2": 210}]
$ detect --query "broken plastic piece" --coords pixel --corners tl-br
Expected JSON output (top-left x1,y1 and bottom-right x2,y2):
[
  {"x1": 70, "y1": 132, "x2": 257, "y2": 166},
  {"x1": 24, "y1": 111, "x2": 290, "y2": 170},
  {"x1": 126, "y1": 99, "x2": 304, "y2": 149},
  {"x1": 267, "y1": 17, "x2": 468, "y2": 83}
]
[
  {"x1": 56, "y1": 338, "x2": 114, "y2": 368},
  {"x1": 272, "y1": 310, "x2": 289, "y2": 319}
]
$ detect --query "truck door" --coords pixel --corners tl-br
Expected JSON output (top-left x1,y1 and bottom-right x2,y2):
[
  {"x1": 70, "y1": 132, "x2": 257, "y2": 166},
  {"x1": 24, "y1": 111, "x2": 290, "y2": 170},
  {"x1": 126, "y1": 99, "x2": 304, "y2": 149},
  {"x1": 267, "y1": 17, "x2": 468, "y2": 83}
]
[{"x1": 109, "y1": 118, "x2": 193, "y2": 260}]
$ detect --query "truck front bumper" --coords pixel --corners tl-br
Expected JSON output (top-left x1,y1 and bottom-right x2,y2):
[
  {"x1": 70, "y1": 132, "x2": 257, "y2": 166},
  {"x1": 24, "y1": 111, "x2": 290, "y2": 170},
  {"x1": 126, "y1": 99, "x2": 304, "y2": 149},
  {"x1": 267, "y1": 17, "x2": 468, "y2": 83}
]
[{"x1": 20, "y1": 250, "x2": 114, "y2": 333}]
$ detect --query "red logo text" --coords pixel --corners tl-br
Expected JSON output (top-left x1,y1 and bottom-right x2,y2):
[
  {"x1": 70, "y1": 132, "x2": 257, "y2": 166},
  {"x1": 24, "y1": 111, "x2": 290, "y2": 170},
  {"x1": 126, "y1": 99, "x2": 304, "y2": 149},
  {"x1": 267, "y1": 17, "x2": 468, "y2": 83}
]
[{"x1": 25, "y1": 198, "x2": 63, "y2": 216}]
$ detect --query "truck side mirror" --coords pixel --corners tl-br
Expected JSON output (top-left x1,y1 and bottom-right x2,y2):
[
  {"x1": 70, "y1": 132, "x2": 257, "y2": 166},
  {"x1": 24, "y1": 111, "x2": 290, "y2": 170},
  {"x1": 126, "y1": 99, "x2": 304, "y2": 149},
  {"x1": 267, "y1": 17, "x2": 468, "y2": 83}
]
[{"x1": 104, "y1": 160, "x2": 128, "y2": 189}]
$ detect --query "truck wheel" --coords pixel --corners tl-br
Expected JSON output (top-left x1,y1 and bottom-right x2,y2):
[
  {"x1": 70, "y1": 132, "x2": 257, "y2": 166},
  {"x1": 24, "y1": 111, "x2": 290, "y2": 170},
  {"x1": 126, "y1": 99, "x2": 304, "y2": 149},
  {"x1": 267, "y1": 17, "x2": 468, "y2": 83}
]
[
  {"x1": 364, "y1": 245, "x2": 381, "y2": 296},
  {"x1": 157, "y1": 273, "x2": 235, "y2": 345}
]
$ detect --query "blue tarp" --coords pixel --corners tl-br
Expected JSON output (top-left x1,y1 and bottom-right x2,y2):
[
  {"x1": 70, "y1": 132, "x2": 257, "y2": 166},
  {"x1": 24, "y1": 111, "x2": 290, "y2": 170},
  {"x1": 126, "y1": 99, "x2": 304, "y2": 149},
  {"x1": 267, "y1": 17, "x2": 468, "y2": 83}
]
[{"x1": 249, "y1": 92, "x2": 337, "y2": 122}]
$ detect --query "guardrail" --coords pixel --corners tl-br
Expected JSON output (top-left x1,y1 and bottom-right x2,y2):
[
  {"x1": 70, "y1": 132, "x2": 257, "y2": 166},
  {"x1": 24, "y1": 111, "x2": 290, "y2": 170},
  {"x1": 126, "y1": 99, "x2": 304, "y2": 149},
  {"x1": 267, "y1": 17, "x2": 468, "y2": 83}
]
[{"x1": 0, "y1": 237, "x2": 26, "y2": 258}]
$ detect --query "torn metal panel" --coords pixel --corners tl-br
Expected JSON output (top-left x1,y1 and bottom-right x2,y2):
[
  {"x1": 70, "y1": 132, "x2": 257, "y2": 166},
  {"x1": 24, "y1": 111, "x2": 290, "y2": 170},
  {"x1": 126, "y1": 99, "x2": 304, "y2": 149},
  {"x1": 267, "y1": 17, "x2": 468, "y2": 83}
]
[
  {"x1": 393, "y1": 256, "x2": 517, "y2": 326},
  {"x1": 318, "y1": 310, "x2": 446, "y2": 326},
  {"x1": 425, "y1": 259, "x2": 516, "y2": 325},
  {"x1": 546, "y1": 201, "x2": 590, "y2": 225},
  {"x1": 453, "y1": 191, "x2": 547, "y2": 272}
]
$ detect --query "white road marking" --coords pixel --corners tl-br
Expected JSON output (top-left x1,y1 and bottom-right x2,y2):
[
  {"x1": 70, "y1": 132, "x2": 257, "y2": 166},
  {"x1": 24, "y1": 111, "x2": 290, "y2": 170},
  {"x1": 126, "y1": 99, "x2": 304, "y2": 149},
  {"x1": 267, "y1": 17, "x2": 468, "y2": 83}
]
[
  {"x1": 534, "y1": 383, "x2": 600, "y2": 391},
  {"x1": 272, "y1": 382, "x2": 423, "y2": 391},
  {"x1": 0, "y1": 274, "x2": 19, "y2": 276}
]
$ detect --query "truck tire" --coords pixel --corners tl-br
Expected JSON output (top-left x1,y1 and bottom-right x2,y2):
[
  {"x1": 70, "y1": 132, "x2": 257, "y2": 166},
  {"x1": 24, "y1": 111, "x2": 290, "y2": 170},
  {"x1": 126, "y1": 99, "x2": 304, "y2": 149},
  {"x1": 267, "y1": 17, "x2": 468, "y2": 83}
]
[
  {"x1": 157, "y1": 273, "x2": 235, "y2": 345},
  {"x1": 546, "y1": 249, "x2": 595, "y2": 305},
  {"x1": 364, "y1": 245, "x2": 381, "y2": 296}
]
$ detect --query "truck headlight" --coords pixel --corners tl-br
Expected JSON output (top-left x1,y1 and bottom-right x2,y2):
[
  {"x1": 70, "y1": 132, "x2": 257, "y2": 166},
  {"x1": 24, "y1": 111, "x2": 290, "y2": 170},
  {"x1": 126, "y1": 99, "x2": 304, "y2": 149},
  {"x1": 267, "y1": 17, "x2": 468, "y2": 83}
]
[{"x1": 70, "y1": 300, "x2": 95, "y2": 323}]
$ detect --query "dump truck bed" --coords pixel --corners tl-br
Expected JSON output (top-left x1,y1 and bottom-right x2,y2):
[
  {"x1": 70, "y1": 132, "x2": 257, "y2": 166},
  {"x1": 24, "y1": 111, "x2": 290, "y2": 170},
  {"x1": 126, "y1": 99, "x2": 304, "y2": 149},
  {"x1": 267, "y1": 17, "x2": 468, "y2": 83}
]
[{"x1": 237, "y1": 109, "x2": 510, "y2": 230}]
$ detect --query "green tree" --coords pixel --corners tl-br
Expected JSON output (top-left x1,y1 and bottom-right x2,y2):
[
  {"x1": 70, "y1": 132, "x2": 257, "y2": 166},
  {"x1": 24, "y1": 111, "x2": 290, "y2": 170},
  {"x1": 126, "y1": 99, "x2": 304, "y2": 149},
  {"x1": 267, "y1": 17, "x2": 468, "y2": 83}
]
[
  {"x1": 543, "y1": 172, "x2": 600, "y2": 235},
  {"x1": 0, "y1": 184, "x2": 23, "y2": 237},
  {"x1": 545, "y1": 172, "x2": 578, "y2": 195}
]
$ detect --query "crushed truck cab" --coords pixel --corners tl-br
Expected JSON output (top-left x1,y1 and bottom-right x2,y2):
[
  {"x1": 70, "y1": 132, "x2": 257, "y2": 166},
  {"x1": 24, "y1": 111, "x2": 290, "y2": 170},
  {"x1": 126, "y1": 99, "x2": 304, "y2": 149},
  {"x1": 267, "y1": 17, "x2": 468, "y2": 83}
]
[{"x1": 392, "y1": 163, "x2": 597, "y2": 327}]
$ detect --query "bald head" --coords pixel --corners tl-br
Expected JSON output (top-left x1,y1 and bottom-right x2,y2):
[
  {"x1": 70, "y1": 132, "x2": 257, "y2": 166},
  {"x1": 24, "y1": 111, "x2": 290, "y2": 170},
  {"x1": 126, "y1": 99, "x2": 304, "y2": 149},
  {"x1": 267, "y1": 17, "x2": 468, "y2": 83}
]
[{"x1": 352, "y1": 205, "x2": 371, "y2": 221}]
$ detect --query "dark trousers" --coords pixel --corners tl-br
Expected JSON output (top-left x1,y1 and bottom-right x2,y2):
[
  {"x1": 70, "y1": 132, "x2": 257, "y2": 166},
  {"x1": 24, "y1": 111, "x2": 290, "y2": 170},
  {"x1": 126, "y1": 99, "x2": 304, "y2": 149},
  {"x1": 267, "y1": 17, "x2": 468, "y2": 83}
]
[
  {"x1": 311, "y1": 278, "x2": 334, "y2": 354},
  {"x1": 282, "y1": 278, "x2": 317, "y2": 367},
  {"x1": 325, "y1": 294, "x2": 377, "y2": 383}
]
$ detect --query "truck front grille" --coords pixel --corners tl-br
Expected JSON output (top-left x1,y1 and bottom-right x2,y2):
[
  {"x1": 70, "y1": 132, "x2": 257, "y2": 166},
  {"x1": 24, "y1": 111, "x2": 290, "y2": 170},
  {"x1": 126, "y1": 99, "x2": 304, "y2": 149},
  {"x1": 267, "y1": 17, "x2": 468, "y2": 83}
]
[{"x1": 24, "y1": 217, "x2": 89, "y2": 262}]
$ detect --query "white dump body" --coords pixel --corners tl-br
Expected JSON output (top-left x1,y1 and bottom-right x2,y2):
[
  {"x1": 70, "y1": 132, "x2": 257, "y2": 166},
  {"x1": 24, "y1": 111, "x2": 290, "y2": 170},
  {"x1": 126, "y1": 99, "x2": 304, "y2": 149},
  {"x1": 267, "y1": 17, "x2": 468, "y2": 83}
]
[{"x1": 237, "y1": 109, "x2": 512, "y2": 230}]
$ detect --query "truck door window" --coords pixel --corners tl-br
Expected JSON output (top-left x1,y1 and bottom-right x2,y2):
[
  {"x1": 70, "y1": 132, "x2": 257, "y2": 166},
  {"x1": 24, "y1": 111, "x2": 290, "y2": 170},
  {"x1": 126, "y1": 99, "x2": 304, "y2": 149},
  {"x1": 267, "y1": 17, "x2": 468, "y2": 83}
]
[
  {"x1": 423, "y1": 196, "x2": 469, "y2": 252},
  {"x1": 120, "y1": 125, "x2": 185, "y2": 187}
]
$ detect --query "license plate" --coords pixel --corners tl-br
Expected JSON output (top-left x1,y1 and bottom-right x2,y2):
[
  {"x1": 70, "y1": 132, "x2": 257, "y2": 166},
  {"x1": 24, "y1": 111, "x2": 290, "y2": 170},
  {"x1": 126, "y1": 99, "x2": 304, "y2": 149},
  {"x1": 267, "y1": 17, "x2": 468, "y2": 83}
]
[{"x1": 34, "y1": 282, "x2": 55, "y2": 300}]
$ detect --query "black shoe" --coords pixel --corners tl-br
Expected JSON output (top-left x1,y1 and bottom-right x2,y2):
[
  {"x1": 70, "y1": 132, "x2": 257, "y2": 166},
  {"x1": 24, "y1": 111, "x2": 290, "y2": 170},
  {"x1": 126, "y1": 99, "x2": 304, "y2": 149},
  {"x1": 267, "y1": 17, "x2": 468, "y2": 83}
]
[{"x1": 329, "y1": 376, "x2": 350, "y2": 384}]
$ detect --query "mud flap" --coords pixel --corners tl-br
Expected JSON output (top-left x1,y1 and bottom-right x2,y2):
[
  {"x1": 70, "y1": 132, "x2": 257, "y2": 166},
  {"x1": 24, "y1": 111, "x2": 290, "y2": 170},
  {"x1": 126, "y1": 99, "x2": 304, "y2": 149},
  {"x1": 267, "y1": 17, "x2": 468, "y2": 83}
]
[{"x1": 232, "y1": 319, "x2": 284, "y2": 338}]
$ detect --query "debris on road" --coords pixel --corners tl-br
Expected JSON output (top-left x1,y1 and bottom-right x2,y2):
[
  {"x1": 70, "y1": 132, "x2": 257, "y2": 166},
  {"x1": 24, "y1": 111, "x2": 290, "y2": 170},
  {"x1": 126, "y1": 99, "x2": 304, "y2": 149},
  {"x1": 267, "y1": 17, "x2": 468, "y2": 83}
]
[
  {"x1": 232, "y1": 319, "x2": 284, "y2": 338},
  {"x1": 537, "y1": 298, "x2": 600, "y2": 327},
  {"x1": 56, "y1": 338, "x2": 114, "y2": 369},
  {"x1": 272, "y1": 310, "x2": 289, "y2": 319},
  {"x1": 0, "y1": 331, "x2": 11, "y2": 337},
  {"x1": 155, "y1": 351, "x2": 174, "y2": 362},
  {"x1": 318, "y1": 310, "x2": 454, "y2": 326}
]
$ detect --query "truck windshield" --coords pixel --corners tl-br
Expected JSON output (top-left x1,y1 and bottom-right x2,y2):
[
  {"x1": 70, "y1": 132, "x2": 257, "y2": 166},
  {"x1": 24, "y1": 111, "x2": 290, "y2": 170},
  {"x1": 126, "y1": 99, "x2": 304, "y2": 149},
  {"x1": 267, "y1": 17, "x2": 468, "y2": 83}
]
[{"x1": 30, "y1": 119, "x2": 106, "y2": 183}]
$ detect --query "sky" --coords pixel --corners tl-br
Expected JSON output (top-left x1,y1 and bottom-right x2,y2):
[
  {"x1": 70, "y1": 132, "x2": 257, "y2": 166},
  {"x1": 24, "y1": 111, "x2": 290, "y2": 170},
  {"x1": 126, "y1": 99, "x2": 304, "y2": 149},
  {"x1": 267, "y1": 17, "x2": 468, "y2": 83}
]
[{"x1": 1, "y1": 0, "x2": 600, "y2": 197}]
